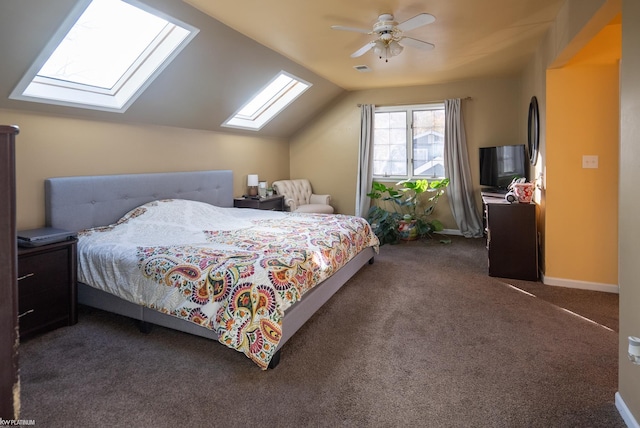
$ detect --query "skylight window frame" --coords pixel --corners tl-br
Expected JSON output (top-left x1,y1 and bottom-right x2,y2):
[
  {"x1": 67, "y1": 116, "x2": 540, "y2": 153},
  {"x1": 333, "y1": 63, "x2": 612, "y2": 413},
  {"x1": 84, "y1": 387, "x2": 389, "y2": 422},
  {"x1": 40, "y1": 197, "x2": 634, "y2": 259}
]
[
  {"x1": 222, "y1": 71, "x2": 312, "y2": 131},
  {"x1": 9, "y1": 0, "x2": 199, "y2": 113}
]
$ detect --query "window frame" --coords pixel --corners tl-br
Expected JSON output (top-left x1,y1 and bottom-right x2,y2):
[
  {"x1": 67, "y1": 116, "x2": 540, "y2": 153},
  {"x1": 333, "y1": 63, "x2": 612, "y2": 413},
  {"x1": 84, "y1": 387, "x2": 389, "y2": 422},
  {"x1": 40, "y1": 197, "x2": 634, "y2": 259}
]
[
  {"x1": 222, "y1": 71, "x2": 311, "y2": 131},
  {"x1": 9, "y1": 0, "x2": 199, "y2": 113},
  {"x1": 373, "y1": 103, "x2": 446, "y2": 182}
]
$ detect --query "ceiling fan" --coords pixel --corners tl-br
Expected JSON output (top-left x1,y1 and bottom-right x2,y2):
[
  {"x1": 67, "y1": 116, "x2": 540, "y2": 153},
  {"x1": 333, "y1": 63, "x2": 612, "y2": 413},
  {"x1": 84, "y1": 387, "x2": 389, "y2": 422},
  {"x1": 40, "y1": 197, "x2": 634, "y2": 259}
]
[{"x1": 331, "y1": 13, "x2": 435, "y2": 62}]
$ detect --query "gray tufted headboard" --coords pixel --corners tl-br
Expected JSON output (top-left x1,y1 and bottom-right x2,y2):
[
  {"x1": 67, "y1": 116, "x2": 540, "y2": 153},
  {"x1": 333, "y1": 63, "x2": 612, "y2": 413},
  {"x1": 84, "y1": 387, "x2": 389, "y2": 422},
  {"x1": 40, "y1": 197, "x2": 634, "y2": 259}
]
[{"x1": 45, "y1": 170, "x2": 234, "y2": 232}]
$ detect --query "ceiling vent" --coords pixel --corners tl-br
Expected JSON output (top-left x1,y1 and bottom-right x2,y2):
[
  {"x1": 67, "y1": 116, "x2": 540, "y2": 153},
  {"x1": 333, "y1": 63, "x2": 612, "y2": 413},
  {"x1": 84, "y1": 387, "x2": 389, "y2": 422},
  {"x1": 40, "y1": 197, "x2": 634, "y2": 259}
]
[{"x1": 354, "y1": 65, "x2": 371, "y2": 72}]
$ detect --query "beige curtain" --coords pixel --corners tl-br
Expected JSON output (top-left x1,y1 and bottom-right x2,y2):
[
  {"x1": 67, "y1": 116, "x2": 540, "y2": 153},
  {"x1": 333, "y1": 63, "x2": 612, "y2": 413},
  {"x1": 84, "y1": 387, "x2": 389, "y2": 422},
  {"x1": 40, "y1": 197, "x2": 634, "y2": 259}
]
[
  {"x1": 444, "y1": 99, "x2": 483, "y2": 237},
  {"x1": 356, "y1": 104, "x2": 374, "y2": 218}
]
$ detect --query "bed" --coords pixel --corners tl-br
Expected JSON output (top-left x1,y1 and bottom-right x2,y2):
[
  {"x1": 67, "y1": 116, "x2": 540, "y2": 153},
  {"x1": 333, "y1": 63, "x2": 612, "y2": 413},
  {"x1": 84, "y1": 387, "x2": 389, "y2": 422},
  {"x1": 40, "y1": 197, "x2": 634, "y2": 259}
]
[{"x1": 45, "y1": 170, "x2": 378, "y2": 369}]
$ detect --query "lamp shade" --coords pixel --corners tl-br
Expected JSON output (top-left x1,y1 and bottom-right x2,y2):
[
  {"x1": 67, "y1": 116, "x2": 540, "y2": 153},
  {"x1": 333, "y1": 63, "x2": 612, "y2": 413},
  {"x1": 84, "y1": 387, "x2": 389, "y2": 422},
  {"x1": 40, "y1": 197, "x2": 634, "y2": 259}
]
[
  {"x1": 247, "y1": 174, "x2": 259, "y2": 187},
  {"x1": 373, "y1": 40, "x2": 385, "y2": 57},
  {"x1": 389, "y1": 41, "x2": 403, "y2": 56}
]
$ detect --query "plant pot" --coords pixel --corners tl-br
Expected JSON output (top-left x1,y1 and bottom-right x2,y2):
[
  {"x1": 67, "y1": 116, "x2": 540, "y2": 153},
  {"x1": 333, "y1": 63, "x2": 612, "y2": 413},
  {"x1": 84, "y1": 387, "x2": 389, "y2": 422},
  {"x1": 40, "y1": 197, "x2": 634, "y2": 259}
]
[
  {"x1": 512, "y1": 182, "x2": 534, "y2": 203},
  {"x1": 398, "y1": 219, "x2": 418, "y2": 241}
]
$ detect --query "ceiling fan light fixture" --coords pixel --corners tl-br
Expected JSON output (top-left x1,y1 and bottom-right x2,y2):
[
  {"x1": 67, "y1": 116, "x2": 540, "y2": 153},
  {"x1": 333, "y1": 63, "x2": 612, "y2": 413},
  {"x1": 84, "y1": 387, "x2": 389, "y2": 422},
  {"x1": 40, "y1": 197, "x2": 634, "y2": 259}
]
[
  {"x1": 333, "y1": 12, "x2": 435, "y2": 63},
  {"x1": 373, "y1": 40, "x2": 386, "y2": 57},
  {"x1": 373, "y1": 40, "x2": 403, "y2": 62},
  {"x1": 389, "y1": 40, "x2": 403, "y2": 56}
]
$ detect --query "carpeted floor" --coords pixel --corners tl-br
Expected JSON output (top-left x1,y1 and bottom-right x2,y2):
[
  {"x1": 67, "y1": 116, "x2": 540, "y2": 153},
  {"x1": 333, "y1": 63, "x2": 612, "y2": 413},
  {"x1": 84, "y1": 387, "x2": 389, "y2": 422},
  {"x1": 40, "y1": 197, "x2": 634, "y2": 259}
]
[{"x1": 18, "y1": 236, "x2": 624, "y2": 427}]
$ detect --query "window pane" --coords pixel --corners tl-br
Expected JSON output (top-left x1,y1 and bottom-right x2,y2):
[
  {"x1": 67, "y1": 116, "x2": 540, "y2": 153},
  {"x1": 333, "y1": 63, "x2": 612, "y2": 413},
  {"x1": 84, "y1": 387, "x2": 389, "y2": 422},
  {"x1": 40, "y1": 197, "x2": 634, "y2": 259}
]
[
  {"x1": 390, "y1": 161, "x2": 407, "y2": 176},
  {"x1": 375, "y1": 112, "x2": 389, "y2": 129},
  {"x1": 389, "y1": 112, "x2": 406, "y2": 128},
  {"x1": 390, "y1": 144, "x2": 406, "y2": 161},
  {"x1": 38, "y1": 0, "x2": 169, "y2": 89},
  {"x1": 374, "y1": 129, "x2": 389, "y2": 145},
  {"x1": 373, "y1": 112, "x2": 407, "y2": 176},
  {"x1": 390, "y1": 128, "x2": 405, "y2": 145},
  {"x1": 373, "y1": 105, "x2": 444, "y2": 179},
  {"x1": 413, "y1": 109, "x2": 445, "y2": 177},
  {"x1": 373, "y1": 143, "x2": 389, "y2": 160}
]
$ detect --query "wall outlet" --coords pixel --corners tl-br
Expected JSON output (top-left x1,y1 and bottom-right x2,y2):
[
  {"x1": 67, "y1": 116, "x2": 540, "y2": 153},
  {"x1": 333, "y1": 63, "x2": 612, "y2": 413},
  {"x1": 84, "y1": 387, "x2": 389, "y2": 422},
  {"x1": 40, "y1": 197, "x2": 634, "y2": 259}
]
[{"x1": 582, "y1": 155, "x2": 599, "y2": 169}]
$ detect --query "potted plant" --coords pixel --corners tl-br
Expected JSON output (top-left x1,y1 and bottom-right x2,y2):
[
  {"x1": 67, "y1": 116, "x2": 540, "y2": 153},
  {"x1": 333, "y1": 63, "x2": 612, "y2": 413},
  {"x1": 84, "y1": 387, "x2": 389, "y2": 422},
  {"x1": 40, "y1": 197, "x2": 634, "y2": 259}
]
[{"x1": 366, "y1": 178, "x2": 450, "y2": 245}]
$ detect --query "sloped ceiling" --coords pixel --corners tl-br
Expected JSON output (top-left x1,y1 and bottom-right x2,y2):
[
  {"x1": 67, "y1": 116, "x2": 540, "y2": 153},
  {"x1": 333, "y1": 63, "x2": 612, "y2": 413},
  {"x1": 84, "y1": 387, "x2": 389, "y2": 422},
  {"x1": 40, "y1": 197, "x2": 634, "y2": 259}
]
[
  {"x1": 0, "y1": 0, "x2": 565, "y2": 138},
  {"x1": 0, "y1": 0, "x2": 344, "y2": 139}
]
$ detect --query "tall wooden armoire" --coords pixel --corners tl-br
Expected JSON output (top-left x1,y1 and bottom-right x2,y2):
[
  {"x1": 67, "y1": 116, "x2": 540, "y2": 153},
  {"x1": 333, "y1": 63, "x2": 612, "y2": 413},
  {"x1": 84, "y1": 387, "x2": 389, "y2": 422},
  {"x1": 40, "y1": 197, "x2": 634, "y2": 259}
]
[{"x1": 0, "y1": 125, "x2": 20, "y2": 419}]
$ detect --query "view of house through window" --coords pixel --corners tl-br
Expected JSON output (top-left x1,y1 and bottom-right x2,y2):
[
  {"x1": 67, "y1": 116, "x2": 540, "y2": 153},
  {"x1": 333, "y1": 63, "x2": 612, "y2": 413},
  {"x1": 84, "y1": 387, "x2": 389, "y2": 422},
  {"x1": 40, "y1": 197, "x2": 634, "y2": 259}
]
[{"x1": 374, "y1": 104, "x2": 445, "y2": 180}]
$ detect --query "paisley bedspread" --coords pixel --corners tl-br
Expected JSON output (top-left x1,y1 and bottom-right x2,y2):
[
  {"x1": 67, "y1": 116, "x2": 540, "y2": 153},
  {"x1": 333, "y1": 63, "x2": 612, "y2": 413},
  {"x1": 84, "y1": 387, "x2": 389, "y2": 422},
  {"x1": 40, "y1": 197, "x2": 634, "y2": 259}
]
[{"x1": 77, "y1": 199, "x2": 379, "y2": 368}]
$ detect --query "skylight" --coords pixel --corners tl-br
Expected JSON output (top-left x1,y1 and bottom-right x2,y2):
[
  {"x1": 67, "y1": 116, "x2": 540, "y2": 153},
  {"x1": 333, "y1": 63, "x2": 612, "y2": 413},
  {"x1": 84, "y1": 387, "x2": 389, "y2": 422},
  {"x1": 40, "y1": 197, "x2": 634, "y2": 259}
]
[
  {"x1": 223, "y1": 71, "x2": 311, "y2": 131},
  {"x1": 10, "y1": 0, "x2": 199, "y2": 112}
]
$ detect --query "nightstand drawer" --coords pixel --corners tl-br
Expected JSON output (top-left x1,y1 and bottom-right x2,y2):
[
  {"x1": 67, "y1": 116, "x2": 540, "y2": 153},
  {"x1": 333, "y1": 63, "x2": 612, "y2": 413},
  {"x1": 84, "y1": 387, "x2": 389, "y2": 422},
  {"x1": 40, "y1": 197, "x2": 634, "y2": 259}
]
[
  {"x1": 18, "y1": 289, "x2": 69, "y2": 335},
  {"x1": 18, "y1": 247, "x2": 70, "y2": 298}
]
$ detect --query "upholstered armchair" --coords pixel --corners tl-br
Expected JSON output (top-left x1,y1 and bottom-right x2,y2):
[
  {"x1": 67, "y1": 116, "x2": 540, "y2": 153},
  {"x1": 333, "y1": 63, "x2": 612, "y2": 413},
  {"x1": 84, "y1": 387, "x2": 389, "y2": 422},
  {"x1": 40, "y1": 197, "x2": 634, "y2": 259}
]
[{"x1": 272, "y1": 179, "x2": 334, "y2": 214}]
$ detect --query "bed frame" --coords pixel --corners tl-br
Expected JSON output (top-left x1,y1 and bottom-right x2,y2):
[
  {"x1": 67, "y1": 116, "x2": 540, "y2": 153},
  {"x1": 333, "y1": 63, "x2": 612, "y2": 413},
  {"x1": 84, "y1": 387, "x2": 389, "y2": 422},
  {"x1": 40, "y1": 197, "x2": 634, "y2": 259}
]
[{"x1": 45, "y1": 170, "x2": 375, "y2": 368}]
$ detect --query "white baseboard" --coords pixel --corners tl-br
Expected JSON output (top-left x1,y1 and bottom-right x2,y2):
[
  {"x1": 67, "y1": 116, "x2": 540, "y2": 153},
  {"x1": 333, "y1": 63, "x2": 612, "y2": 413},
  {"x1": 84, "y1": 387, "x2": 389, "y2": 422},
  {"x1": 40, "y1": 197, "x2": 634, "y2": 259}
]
[
  {"x1": 439, "y1": 232, "x2": 619, "y2": 293},
  {"x1": 541, "y1": 273, "x2": 619, "y2": 294},
  {"x1": 616, "y1": 392, "x2": 640, "y2": 428}
]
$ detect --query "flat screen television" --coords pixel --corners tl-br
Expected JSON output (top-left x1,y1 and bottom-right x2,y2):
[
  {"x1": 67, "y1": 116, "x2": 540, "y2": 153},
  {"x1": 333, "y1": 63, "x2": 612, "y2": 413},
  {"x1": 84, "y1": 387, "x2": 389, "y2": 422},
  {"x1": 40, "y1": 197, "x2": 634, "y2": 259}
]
[{"x1": 479, "y1": 144, "x2": 528, "y2": 190}]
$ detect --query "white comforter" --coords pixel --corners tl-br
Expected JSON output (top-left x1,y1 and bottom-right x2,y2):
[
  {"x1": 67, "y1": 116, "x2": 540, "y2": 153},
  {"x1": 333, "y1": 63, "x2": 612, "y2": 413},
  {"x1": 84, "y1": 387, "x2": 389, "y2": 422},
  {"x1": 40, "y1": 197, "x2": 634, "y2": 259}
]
[{"x1": 77, "y1": 199, "x2": 379, "y2": 368}]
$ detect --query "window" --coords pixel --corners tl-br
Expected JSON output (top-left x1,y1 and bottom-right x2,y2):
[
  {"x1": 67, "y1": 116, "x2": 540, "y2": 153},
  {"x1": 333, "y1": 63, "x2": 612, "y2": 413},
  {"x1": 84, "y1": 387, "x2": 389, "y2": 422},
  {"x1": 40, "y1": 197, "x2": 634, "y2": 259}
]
[
  {"x1": 374, "y1": 103, "x2": 445, "y2": 180},
  {"x1": 222, "y1": 71, "x2": 311, "y2": 131},
  {"x1": 10, "y1": 0, "x2": 199, "y2": 112}
]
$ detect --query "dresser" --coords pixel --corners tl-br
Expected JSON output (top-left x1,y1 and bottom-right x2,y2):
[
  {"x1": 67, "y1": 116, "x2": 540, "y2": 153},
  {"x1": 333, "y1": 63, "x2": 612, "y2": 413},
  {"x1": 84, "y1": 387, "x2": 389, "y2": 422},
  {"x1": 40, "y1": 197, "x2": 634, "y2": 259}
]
[
  {"x1": 17, "y1": 239, "x2": 78, "y2": 339},
  {"x1": 482, "y1": 193, "x2": 538, "y2": 281},
  {"x1": 0, "y1": 125, "x2": 19, "y2": 419}
]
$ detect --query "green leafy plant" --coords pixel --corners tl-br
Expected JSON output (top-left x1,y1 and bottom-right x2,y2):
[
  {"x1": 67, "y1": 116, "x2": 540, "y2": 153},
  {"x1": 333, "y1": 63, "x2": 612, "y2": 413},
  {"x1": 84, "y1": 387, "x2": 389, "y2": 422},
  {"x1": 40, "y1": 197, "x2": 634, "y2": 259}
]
[{"x1": 366, "y1": 178, "x2": 450, "y2": 245}]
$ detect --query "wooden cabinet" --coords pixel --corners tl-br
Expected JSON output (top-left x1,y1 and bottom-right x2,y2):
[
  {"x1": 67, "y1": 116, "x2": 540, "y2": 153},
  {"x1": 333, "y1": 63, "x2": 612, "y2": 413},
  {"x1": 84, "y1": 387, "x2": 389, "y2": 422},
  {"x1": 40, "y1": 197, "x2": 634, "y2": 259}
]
[
  {"x1": 0, "y1": 125, "x2": 19, "y2": 419},
  {"x1": 234, "y1": 195, "x2": 285, "y2": 211},
  {"x1": 483, "y1": 194, "x2": 538, "y2": 281},
  {"x1": 17, "y1": 239, "x2": 78, "y2": 339}
]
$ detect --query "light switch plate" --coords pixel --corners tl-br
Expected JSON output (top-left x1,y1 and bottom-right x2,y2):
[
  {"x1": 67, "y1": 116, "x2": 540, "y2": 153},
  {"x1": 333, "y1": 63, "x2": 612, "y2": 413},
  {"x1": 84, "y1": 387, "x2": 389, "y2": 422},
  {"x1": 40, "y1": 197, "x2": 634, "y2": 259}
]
[{"x1": 582, "y1": 155, "x2": 599, "y2": 169}]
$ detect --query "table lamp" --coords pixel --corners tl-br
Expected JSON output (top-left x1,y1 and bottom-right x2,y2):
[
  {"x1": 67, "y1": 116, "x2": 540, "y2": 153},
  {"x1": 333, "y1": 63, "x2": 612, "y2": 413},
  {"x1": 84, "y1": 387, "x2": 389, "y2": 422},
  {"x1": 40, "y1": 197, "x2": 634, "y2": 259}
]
[{"x1": 247, "y1": 174, "x2": 259, "y2": 196}]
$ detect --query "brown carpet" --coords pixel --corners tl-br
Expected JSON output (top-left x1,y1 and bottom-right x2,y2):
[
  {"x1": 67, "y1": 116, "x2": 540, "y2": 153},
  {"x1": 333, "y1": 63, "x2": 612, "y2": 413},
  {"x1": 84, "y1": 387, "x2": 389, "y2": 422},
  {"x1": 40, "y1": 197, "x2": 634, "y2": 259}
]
[{"x1": 18, "y1": 236, "x2": 624, "y2": 427}]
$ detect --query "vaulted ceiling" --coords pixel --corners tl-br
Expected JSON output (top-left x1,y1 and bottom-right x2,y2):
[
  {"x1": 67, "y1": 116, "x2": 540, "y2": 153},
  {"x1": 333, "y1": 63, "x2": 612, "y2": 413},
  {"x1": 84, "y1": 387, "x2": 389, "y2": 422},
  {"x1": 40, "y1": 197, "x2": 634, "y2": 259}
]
[{"x1": 0, "y1": 0, "x2": 566, "y2": 138}]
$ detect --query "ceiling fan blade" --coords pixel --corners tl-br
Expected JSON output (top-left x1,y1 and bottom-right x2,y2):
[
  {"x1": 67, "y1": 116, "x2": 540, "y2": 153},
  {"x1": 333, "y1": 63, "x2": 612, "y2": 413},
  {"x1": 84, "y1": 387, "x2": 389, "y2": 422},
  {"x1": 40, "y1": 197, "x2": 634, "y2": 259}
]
[
  {"x1": 400, "y1": 37, "x2": 435, "y2": 51},
  {"x1": 351, "y1": 42, "x2": 376, "y2": 58},
  {"x1": 331, "y1": 25, "x2": 371, "y2": 35},
  {"x1": 396, "y1": 13, "x2": 436, "y2": 32}
]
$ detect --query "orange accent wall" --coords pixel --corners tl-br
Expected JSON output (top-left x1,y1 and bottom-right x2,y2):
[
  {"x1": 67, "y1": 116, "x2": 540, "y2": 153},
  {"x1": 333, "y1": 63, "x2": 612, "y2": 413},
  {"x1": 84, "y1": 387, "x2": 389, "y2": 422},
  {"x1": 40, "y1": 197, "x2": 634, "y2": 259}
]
[{"x1": 545, "y1": 23, "x2": 620, "y2": 285}]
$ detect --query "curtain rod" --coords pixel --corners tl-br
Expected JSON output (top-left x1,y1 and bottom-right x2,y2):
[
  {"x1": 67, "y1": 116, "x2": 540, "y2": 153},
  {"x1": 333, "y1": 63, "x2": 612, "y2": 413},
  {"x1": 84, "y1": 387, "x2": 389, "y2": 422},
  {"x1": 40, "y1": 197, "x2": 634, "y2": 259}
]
[{"x1": 357, "y1": 97, "x2": 472, "y2": 107}]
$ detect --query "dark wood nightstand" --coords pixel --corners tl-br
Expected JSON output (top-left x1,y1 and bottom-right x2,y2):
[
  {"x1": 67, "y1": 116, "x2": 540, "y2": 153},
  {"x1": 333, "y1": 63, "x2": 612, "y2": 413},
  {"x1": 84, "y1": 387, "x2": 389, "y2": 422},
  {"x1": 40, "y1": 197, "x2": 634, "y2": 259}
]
[
  {"x1": 234, "y1": 195, "x2": 285, "y2": 211},
  {"x1": 17, "y1": 239, "x2": 78, "y2": 339}
]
